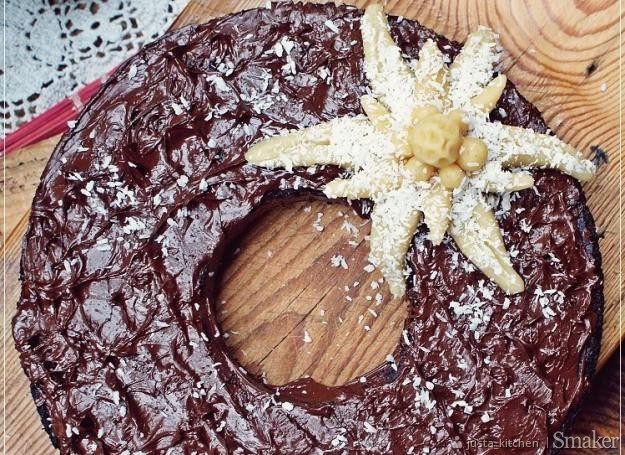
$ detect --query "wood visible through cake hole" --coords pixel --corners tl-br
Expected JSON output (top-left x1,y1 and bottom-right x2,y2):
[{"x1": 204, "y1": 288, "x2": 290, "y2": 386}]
[{"x1": 215, "y1": 200, "x2": 408, "y2": 386}]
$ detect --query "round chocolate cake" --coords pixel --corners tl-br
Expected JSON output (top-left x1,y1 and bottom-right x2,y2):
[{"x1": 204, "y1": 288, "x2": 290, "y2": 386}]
[{"x1": 13, "y1": 2, "x2": 603, "y2": 454}]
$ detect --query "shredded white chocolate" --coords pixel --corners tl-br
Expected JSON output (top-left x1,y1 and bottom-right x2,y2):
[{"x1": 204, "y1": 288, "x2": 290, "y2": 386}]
[{"x1": 369, "y1": 185, "x2": 424, "y2": 296}]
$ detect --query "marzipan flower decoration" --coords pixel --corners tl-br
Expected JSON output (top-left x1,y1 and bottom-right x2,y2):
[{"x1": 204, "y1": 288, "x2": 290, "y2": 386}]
[{"x1": 245, "y1": 4, "x2": 596, "y2": 297}]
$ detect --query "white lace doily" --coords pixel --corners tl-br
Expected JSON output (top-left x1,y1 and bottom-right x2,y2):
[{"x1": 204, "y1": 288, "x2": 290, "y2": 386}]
[{"x1": 3, "y1": 0, "x2": 189, "y2": 133}]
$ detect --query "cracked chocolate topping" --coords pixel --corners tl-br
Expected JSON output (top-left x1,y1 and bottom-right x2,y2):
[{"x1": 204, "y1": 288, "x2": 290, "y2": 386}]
[{"x1": 13, "y1": 3, "x2": 603, "y2": 454}]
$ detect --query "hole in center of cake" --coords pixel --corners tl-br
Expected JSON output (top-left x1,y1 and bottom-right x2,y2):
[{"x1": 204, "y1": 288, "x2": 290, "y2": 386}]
[{"x1": 215, "y1": 199, "x2": 409, "y2": 387}]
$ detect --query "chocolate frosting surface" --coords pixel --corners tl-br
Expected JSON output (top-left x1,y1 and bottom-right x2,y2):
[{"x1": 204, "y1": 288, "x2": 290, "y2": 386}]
[{"x1": 13, "y1": 3, "x2": 603, "y2": 454}]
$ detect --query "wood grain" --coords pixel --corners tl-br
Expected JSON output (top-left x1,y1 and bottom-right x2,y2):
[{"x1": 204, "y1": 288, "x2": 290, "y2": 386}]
[
  {"x1": 3, "y1": 1, "x2": 621, "y2": 453},
  {"x1": 0, "y1": 135, "x2": 61, "y2": 243},
  {"x1": 216, "y1": 200, "x2": 408, "y2": 386}
]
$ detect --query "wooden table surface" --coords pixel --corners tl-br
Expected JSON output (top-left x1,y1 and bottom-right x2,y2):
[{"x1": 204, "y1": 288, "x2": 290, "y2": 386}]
[{"x1": 2, "y1": 0, "x2": 622, "y2": 453}]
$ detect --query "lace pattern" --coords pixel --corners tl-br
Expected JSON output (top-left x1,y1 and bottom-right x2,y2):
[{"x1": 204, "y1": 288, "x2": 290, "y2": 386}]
[{"x1": 3, "y1": 0, "x2": 188, "y2": 133}]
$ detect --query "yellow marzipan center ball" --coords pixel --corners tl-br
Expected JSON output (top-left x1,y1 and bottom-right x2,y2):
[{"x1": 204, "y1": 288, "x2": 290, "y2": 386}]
[{"x1": 408, "y1": 112, "x2": 466, "y2": 168}]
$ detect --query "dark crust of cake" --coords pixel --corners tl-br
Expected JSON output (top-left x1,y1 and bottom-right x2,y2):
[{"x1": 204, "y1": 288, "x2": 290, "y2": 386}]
[
  {"x1": 549, "y1": 190, "x2": 604, "y2": 454},
  {"x1": 13, "y1": 2, "x2": 603, "y2": 454}
]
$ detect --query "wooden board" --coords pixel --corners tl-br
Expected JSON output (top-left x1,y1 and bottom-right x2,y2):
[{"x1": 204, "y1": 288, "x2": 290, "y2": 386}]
[{"x1": 2, "y1": 1, "x2": 622, "y2": 453}]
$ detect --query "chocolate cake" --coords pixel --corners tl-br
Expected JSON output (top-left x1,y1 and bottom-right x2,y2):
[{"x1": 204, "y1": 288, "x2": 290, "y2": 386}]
[{"x1": 13, "y1": 2, "x2": 603, "y2": 454}]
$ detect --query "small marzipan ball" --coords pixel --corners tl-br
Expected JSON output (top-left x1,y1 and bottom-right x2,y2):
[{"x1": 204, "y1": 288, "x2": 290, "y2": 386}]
[
  {"x1": 408, "y1": 113, "x2": 466, "y2": 168},
  {"x1": 404, "y1": 156, "x2": 435, "y2": 182},
  {"x1": 439, "y1": 163, "x2": 465, "y2": 189},
  {"x1": 458, "y1": 137, "x2": 488, "y2": 172}
]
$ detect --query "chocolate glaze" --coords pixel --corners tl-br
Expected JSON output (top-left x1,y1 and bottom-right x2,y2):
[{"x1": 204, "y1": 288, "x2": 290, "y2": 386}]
[{"x1": 13, "y1": 3, "x2": 603, "y2": 454}]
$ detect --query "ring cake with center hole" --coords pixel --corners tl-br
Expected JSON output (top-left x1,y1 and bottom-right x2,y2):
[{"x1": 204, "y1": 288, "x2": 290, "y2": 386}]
[{"x1": 13, "y1": 3, "x2": 603, "y2": 454}]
